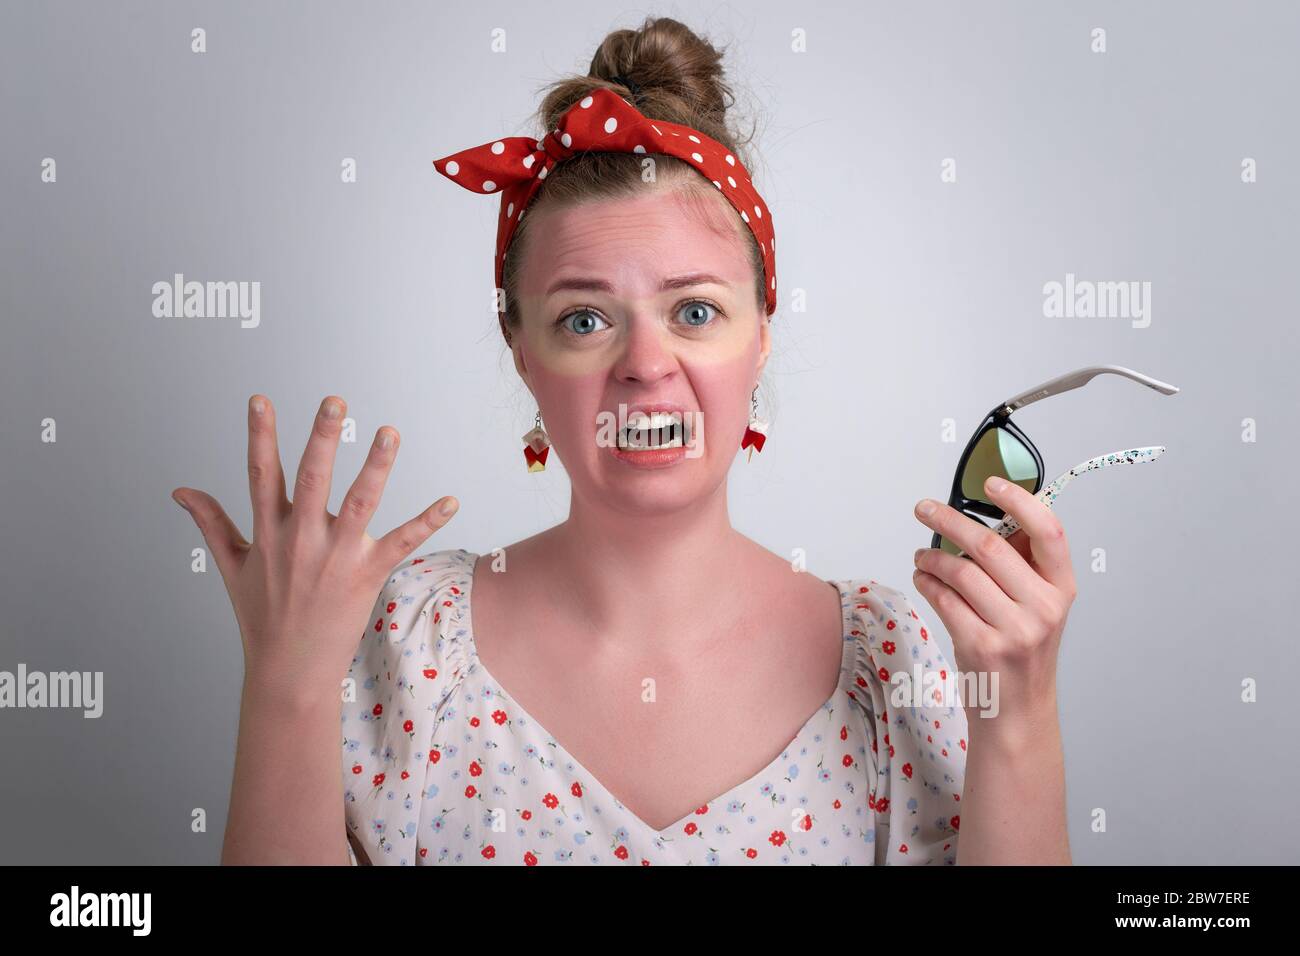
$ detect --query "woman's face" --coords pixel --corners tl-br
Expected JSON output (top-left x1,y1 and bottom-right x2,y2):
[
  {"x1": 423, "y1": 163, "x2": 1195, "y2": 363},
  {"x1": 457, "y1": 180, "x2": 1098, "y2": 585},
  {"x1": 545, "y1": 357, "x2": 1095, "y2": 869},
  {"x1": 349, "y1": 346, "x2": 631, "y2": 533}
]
[{"x1": 510, "y1": 183, "x2": 770, "y2": 515}]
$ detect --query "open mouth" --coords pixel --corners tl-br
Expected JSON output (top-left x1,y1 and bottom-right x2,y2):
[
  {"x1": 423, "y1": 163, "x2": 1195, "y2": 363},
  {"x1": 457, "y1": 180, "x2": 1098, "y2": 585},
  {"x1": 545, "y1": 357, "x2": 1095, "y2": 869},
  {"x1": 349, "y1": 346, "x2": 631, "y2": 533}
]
[{"x1": 617, "y1": 411, "x2": 692, "y2": 450}]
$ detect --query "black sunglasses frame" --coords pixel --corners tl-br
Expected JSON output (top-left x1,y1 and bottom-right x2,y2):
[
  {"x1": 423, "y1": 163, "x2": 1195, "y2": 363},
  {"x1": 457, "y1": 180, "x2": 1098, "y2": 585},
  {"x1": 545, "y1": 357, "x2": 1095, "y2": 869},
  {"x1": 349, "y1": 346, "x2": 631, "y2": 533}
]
[{"x1": 929, "y1": 404, "x2": 1044, "y2": 554}]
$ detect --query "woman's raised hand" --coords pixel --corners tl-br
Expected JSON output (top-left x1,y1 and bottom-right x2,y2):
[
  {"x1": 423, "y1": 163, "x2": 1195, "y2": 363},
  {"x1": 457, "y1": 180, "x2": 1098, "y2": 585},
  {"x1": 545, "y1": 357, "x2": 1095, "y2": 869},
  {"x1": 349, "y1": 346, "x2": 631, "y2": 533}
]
[{"x1": 171, "y1": 394, "x2": 459, "y2": 706}]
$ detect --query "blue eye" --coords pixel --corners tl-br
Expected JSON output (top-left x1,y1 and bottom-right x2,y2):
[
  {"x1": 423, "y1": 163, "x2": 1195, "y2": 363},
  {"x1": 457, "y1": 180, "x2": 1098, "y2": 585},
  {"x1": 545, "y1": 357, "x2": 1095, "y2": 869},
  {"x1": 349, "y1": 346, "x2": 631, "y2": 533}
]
[
  {"x1": 558, "y1": 309, "x2": 611, "y2": 335},
  {"x1": 678, "y1": 300, "x2": 720, "y2": 327}
]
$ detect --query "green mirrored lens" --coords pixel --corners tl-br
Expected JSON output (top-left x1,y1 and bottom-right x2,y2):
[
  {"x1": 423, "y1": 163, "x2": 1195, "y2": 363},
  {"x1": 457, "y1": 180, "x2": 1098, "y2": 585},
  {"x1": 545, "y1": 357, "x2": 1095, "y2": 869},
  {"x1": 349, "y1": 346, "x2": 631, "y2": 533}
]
[{"x1": 960, "y1": 426, "x2": 1038, "y2": 502}]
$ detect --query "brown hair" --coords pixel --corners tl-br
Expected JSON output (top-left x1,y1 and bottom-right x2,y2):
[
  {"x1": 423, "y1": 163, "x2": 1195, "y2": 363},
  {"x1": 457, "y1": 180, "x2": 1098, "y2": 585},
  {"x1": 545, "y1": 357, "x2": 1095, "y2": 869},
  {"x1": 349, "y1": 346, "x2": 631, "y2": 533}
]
[{"x1": 498, "y1": 16, "x2": 767, "y2": 344}]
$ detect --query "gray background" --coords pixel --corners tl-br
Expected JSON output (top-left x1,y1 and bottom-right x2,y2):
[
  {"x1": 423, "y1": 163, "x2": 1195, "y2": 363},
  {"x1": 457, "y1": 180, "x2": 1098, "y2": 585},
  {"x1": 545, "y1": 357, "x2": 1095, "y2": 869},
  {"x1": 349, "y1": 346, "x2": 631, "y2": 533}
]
[{"x1": 2, "y1": 0, "x2": 1296, "y2": 864}]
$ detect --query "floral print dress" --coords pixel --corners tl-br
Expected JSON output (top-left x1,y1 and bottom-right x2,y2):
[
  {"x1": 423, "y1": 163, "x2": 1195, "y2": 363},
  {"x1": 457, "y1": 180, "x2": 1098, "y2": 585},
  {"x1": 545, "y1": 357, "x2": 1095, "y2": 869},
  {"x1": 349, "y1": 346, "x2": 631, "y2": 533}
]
[{"x1": 341, "y1": 548, "x2": 967, "y2": 865}]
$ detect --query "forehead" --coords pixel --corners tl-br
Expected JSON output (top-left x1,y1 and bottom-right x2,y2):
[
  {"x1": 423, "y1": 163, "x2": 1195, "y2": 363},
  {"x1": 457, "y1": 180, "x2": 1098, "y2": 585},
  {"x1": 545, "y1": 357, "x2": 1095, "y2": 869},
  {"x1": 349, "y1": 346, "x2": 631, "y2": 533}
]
[{"x1": 518, "y1": 186, "x2": 752, "y2": 293}]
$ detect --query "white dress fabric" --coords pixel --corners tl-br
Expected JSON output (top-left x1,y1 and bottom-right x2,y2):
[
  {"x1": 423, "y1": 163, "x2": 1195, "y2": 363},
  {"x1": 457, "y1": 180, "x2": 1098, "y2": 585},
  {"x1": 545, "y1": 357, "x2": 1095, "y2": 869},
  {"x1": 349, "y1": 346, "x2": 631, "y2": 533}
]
[{"x1": 341, "y1": 548, "x2": 967, "y2": 866}]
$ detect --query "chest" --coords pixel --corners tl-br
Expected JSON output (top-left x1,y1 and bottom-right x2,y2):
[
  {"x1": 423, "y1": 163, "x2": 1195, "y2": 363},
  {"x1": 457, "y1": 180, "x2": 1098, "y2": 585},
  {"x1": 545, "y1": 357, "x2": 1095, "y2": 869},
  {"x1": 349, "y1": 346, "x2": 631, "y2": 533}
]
[{"x1": 467, "y1": 572, "x2": 846, "y2": 833}]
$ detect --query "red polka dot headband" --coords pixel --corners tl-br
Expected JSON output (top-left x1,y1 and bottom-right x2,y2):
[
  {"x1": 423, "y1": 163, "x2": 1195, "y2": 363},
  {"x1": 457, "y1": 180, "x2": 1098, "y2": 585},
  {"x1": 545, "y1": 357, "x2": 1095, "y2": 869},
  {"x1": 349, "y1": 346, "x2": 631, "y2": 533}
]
[{"x1": 432, "y1": 86, "x2": 777, "y2": 316}]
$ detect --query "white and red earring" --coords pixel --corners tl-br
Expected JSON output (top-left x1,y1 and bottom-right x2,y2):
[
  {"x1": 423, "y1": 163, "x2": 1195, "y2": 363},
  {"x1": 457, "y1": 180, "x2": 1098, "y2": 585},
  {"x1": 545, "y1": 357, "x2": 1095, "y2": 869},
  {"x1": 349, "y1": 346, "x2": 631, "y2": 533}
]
[
  {"x1": 741, "y1": 387, "x2": 768, "y2": 462},
  {"x1": 522, "y1": 409, "x2": 551, "y2": 473}
]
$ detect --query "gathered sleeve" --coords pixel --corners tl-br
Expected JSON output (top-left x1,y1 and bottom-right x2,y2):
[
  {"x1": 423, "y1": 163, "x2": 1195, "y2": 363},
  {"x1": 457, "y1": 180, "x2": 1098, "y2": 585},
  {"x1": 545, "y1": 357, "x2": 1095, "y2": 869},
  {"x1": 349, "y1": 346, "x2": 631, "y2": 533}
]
[
  {"x1": 844, "y1": 579, "x2": 967, "y2": 864},
  {"x1": 339, "y1": 548, "x2": 475, "y2": 866}
]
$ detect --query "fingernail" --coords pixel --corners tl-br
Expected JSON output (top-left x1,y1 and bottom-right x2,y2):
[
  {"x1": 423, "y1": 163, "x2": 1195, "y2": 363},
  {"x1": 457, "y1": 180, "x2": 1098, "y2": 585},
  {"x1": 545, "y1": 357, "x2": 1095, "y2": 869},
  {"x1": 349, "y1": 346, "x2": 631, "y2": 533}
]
[
  {"x1": 323, "y1": 399, "x2": 342, "y2": 420},
  {"x1": 438, "y1": 498, "x2": 458, "y2": 516},
  {"x1": 985, "y1": 476, "x2": 1007, "y2": 494},
  {"x1": 916, "y1": 499, "x2": 937, "y2": 517},
  {"x1": 249, "y1": 396, "x2": 265, "y2": 415},
  {"x1": 172, "y1": 492, "x2": 190, "y2": 512}
]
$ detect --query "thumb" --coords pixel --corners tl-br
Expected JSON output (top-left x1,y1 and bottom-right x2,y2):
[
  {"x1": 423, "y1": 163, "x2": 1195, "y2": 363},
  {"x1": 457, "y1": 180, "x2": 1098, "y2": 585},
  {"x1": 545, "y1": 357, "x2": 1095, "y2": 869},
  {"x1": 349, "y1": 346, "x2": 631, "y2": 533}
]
[{"x1": 172, "y1": 487, "x2": 250, "y2": 581}]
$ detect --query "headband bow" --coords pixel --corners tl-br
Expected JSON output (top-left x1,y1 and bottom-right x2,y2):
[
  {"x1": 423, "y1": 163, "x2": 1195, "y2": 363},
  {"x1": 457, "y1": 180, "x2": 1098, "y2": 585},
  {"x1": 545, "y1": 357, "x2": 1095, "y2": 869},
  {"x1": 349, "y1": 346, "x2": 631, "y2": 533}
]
[{"x1": 432, "y1": 86, "x2": 777, "y2": 316}]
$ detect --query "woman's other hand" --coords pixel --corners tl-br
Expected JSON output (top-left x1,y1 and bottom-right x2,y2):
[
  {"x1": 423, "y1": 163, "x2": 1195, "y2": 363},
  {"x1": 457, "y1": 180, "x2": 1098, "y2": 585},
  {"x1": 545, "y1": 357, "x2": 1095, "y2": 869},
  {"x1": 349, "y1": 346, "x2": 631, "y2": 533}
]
[{"x1": 171, "y1": 394, "x2": 459, "y2": 707}]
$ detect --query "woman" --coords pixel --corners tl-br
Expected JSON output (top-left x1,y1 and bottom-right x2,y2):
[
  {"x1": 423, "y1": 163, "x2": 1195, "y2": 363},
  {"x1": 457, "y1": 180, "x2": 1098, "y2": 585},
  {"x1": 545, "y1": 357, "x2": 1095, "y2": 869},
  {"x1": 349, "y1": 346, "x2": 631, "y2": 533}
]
[{"x1": 179, "y1": 17, "x2": 1074, "y2": 866}]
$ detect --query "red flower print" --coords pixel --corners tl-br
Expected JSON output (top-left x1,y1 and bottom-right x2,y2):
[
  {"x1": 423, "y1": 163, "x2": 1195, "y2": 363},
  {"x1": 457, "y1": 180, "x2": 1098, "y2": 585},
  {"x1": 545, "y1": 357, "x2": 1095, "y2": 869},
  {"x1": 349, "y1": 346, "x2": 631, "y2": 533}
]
[
  {"x1": 920, "y1": 627, "x2": 928, "y2": 641},
  {"x1": 442, "y1": 600, "x2": 452, "y2": 608},
  {"x1": 694, "y1": 805, "x2": 708, "y2": 816},
  {"x1": 858, "y1": 586, "x2": 869, "y2": 593},
  {"x1": 524, "y1": 851, "x2": 538, "y2": 866},
  {"x1": 951, "y1": 815, "x2": 960, "y2": 831},
  {"x1": 412, "y1": 558, "x2": 424, "y2": 565},
  {"x1": 492, "y1": 710, "x2": 507, "y2": 725},
  {"x1": 390, "y1": 622, "x2": 399, "y2": 630},
  {"x1": 469, "y1": 716, "x2": 480, "y2": 728},
  {"x1": 888, "y1": 745, "x2": 894, "y2": 758},
  {"x1": 403, "y1": 719, "x2": 414, "y2": 733},
  {"x1": 839, "y1": 725, "x2": 848, "y2": 741},
  {"x1": 372, "y1": 773, "x2": 385, "y2": 788},
  {"x1": 902, "y1": 762, "x2": 913, "y2": 779},
  {"x1": 641, "y1": 859, "x2": 651, "y2": 866},
  {"x1": 768, "y1": 830, "x2": 787, "y2": 847},
  {"x1": 374, "y1": 618, "x2": 382, "y2": 632},
  {"x1": 746, "y1": 848, "x2": 758, "y2": 859},
  {"x1": 543, "y1": 793, "x2": 559, "y2": 810},
  {"x1": 400, "y1": 770, "x2": 409, "y2": 780},
  {"x1": 899, "y1": 843, "x2": 909, "y2": 853},
  {"x1": 386, "y1": 601, "x2": 397, "y2": 613},
  {"x1": 684, "y1": 822, "x2": 698, "y2": 836},
  {"x1": 800, "y1": 813, "x2": 812, "y2": 832},
  {"x1": 877, "y1": 666, "x2": 889, "y2": 681},
  {"x1": 429, "y1": 749, "x2": 440, "y2": 763},
  {"x1": 482, "y1": 845, "x2": 496, "y2": 859},
  {"x1": 468, "y1": 761, "x2": 482, "y2": 777},
  {"x1": 876, "y1": 797, "x2": 889, "y2": 814},
  {"x1": 868, "y1": 792, "x2": 876, "y2": 810},
  {"x1": 960, "y1": 739, "x2": 967, "y2": 751},
  {"x1": 372, "y1": 704, "x2": 383, "y2": 717},
  {"x1": 855, "y1": 675, "x2": 868, "y2": 689},
  {"x1": 881, "y1": 640, "x2": 896, "y2": 655},
  {"x1": 614, "y1": 845, "x2": 629, "y2": 860},
  {"x1": 570, "y1": 782, "x2": 583, "y2": 798},
  {"x1": 450, "y1": 586, "x2": 460, "y2": 595},
  {"x1": 521, "y1": 810, "x2": 532, "y2": 821},
  {"x1": 942, "y1": 748, "x2": 948, "y2": 757},
  {"x1": 423, "y1": 668, "x2": 438, "y2": 680},
  {"x1": 833, "y1": 799, "x2": 842, "y2": 810},
  {"x1": 433, "y1": 611, "x2": 440, "y2": 623},
  {"x1": 419, "y1": 847, "x2": 428, "y2": 858},
  {"x1": 351, "y1": 764, "x2": 362, "y2": 775},
  {"x1": 464, "y1": 785, "x2": 476, "y2": 798},
  {"x1": 841, "y1": 754, "x2": 853, "y2": 768},
  {"x1": 886, "y1": 619, "x2": 896, "y2": 630}
]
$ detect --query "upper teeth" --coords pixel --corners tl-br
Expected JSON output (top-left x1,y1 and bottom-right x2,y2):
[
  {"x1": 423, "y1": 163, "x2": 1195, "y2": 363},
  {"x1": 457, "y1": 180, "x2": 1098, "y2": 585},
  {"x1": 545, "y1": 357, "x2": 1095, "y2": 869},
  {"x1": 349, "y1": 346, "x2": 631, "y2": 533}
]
[
  {"x1": 630, "y1": 411, "x2": 681, "y2": 429},
  {"x1": 621, "y1": 411, "x2": 688, "y2": 448}
]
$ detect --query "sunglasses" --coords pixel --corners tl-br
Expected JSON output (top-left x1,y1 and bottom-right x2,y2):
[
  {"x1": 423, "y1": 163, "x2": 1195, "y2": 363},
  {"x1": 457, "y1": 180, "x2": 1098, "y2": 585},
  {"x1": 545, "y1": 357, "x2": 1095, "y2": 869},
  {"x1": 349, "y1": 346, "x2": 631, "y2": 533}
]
[{"x1": 932, "y1": 365, "x2": 1180, "y2": 557}]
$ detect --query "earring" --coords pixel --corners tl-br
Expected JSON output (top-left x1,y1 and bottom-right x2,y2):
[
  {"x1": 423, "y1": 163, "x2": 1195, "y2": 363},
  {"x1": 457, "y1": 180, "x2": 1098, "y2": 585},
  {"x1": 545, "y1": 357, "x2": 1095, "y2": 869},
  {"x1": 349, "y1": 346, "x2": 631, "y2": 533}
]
[
  {"x1": 741, "y1": 387, "x2": 768, "y2": 462},
  {"x1": 522, "y1": 409, "x2": 551, "y2": 473}
]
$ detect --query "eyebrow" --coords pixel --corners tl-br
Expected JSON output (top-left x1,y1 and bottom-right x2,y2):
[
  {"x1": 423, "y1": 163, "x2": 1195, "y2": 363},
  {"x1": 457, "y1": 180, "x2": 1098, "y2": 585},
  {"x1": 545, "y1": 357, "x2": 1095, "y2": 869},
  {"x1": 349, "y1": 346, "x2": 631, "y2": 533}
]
[{"x1": 544, "y1": 272, "x2": 733, "y2": 298}]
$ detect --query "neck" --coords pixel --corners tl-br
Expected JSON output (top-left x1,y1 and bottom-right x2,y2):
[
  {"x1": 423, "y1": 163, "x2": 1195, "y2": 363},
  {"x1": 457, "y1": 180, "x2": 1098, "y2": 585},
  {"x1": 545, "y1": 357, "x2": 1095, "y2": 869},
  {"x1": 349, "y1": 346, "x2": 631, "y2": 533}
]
[{"x1": 533, "y1": 478, "x2": 756, "y2": 652}]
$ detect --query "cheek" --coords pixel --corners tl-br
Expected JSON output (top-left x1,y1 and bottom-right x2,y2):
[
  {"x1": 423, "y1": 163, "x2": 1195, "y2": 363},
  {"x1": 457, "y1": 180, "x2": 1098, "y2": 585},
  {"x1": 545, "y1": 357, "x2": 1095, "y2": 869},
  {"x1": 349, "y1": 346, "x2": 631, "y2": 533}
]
[
  {"x1": 685, "y1": 344, "x2": 764, "y2": 442},
  {"x1": 524, "y1": 360, "x2": 605, "y2": 444}
]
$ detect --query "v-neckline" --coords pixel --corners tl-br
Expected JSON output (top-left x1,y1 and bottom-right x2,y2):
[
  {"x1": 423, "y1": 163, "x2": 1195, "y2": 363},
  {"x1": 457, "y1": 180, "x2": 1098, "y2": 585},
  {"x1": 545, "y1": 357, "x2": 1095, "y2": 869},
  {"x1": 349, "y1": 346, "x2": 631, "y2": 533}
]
[{"x1": 455, "y1": 550, "x2": 857, "y2": 839}]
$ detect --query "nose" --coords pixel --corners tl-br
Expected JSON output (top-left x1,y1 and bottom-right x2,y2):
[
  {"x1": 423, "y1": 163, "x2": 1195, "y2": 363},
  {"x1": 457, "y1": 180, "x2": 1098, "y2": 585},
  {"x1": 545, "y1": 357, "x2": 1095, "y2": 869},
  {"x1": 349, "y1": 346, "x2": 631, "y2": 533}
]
[{"x1": 611, "y1": 311, "x2": 680, "y2": 385}]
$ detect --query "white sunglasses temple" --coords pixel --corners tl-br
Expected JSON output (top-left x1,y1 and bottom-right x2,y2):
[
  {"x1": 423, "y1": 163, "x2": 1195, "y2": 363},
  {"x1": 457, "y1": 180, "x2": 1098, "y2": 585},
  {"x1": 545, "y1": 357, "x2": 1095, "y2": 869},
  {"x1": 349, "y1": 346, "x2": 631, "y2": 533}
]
[{"x1": 956, "y1": 445, "x2": 1167, "y2": 554}]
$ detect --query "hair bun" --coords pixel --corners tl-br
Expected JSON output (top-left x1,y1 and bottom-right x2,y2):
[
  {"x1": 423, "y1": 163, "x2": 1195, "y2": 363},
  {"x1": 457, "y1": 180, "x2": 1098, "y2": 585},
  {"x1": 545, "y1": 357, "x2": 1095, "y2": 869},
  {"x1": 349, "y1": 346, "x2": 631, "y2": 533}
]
[{"x1": 537, "y1": 16, "x2": 754, "y2": 160}]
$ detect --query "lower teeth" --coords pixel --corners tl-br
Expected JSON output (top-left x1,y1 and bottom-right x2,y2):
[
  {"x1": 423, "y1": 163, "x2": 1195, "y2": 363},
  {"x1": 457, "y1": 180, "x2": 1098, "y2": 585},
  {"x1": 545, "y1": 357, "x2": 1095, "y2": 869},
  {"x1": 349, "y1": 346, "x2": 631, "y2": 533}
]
[{"x1": 621, "y1": 426, "x2": 682, "y2": 450}]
